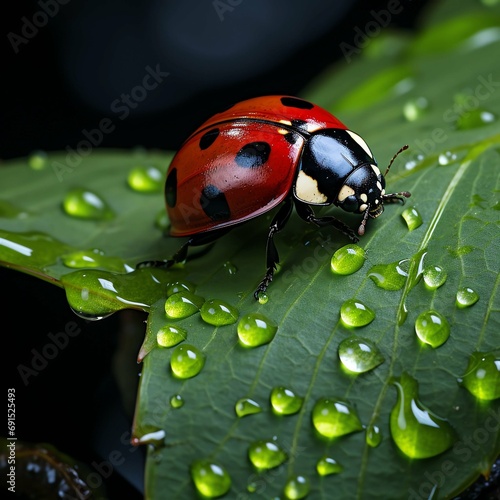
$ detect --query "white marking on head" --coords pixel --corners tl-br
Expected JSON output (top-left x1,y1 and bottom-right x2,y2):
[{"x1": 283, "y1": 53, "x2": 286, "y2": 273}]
[
  {"x1": 375, "y1": 199, "x2": 379, "y2": 205},
  {"x1": 295, "y1": 171, "x2": 328, "y2": 204},
  {"x1": 371, "y1": 164, "x2": 381, "y2": 176},
  {"x1": 337, "y1": 184, "x2": 355, "y2": 202},
  {"x1": 359, "y1": 203, "x2": 368, "y2": 212},
  {"x1": 381, "y1": 189, "x2": 386, "y2": 195},
  {"x1": 360, "y1": 193, "x2": 368, "y2": 203},
  {"x1": 376, "y1": 181, "x2": 382, "y2": 191},
  {"x1": 347, "y1": 130, "x2": 373, "y2": 158}
]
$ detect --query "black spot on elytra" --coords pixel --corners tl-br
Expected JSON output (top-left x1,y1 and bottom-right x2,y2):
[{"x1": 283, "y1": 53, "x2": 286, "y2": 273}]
[
  {"x1": 284, "y1": 132, "x2": 299, "y2": 144},
  {"x1": 200, "y1": 185, "x2": 230, "y2": 221},
  {"x1": 281, "y1": 97, "x2": 314, "y2": 110},
  {"x1": 235, "y1": 142, "x2": 271, "y2": 168},
  {"x1": 165, "y1": 168, "x2": 177, "y2": 207},
  {"x1": 199, "y1": 128, "x2": 220, "y2": 150}
]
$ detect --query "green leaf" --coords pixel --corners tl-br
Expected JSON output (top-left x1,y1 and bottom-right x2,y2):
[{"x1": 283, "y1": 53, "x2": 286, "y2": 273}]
[{"x1": 2, "y1": 0, "x2": 500, "y2": 498}]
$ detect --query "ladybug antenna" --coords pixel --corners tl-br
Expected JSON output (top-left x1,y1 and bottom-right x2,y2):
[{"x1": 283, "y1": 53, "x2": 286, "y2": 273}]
[
  {"x1": 358, "y1": 204, "x2": 371, "y2": 236},
  {"x1": 384, "y1": 144, "x2": 409, "y2": 177}
]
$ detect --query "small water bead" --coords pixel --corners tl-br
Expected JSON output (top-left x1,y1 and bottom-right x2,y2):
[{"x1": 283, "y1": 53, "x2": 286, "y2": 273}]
[
  {"x1": 127, "y1": 165, "x2": 163, "y2": 192},
  {"x1": 28, "y1": 150, "x2": 48, "y2": 170},
  {"x1": 390, "y1": 373, "x2": 456, "y2": 459},
  {"x1": 62, "y1": 188, "x2": 114, "y2": 220},
  {"x1": 200, "y1": 299, "x2": 239, "y2": 326},
  {"x1": 368, "y1": 259, "x2": 408, "y2": 290},
  {"x1": 403, "y1": 97, "x2": 429, "y2": 122},
  {"x1": 61, "y1": 249, "x2": 131, "y2": 273},
  {"x1": 366, "y1": 424, "x2": 382, "y2": 448},
  {"x1": 316, "y1": 456, "x2": 343, "y2": 476},
  {"x1": 340, "y1": 299, "x2": 375, "y2": 327},
  {"x1": 166, "y1": 280, "x2": 196, "y2": 296},
  {"x1": 257, "y1": 291, "x2": 269, "y2": 304},
  {"x1": 223, "y1": 261, "x2": 238, "y2": 275},
  {"x1": 456, "y1": 109, "x2": 496, "y2": 130},
  {"x1": 170, "y1": 344, "x2": 205, "y2": 379},
  {"x1": 401, "y1": 206, "x2": 423, "y2": 231},
  {"x1": 460, "y1": 351, "x2": 500, "y2": 400},
  {"x1": 0, "y1": 201, "x2": 29, "y2": 219},
  {"x1": 270, "y1": 387, "x2": 303, "y2": 415},
  {"x1": 311, "y1": 398, "x2": 363, "y2": 440},
  {"x1": 191, "y1": 459, "x2": 231, "y2": 498},
  {"x1": 331, "y1": 244, "x2": 366, "y2": 275},
  {"x1": 155, "y1": 209, "x2": 169, "y2": 231},
  {"x1": 237, "y1": 313, "x2": 277, "y2": 347},
  {"x1": 248, "y1": 440, "x2": 287, "y2": 471},
  {"x1": 404, "y1": 154, "x2": 425, "y2": 171},
  {"x1": 283, "y1": 475, "x2": 310, "y2": 500},
  {"x1": 446, "y1": 245, "x2": 474, "y2": 258},
  {"x1": 456, "y1": 287, "x2": 479, "y2": 308},
  {"x1": 438, "y1": 151, "x2": 458, "y2": 165},
  {"x1": 338, "y1": 337, "x2": 384, "y2": 373},
  {"x1": 423, "y1": 265, "x2": 447, "y2": 290},
  {"x1": 170, "y1": 394, "x2": 184, "y2": 408},
  {"x1": 235, "y1": 398, "x2": 262, "y2": 418},
  {"x1": 415, "y1": 310, "x2": 450, "y2": 348},
  {"x1": 164, "y1": 291, "x2": 205, "y2": 319},
  {"x1": 157, "y1": 325, "x2": 187, "y2": 347}
]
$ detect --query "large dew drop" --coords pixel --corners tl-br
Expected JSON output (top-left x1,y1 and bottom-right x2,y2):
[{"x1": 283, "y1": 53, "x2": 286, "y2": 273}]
[
  {"x1": 390, "y1": 373, "x2": 456, "y2": 459},
  {"x1": 330, "y1": 244, "x2": 366, "y2": 275},
  {"x1": 423, "y1": 265, "x2": 447, "y2": 290},
  {"x1": 200, "y1": 299, "x2": 239, "y2": 326},
  {"x1": 311, "y1": 398, "x2": 363, "y2": 440},
  {"x1": 283, "y1": 475, "x2": 310, "y2": 499},
  {"x1": 316, "y1": 456, "x2": 343, "y2": 476},
  {"x1": 270, "y1": 387, "x2": 303, "y2": 415},
  {"x1": 338, "y1": 337, "x2": 384, "y2": 373},
  {"x1": 414, "y1": 310, "x2": 450, "y2": 348},
  {"x1": 235, "y1": 398, "x2": 262, "y2": 418},
  {"x1": 157, "y1": 325, "x2": 187, "y2": 348},
  {"x1": 190, "y1": 459, "x2": 231, "y2": 498},
  {"x1": 127, "y1": 165, "x2": 163, "y2": 192},
  {"x1": 248, "y1": 440, "x2": 287, "y2": 471},
  {"x1": 401, "y1": 206, "x2": 423, "y2": 231},
  {"x1": 368, "y1": 260, "x2": 409, "y2": 290},
  {"x1": 62, "y1": 188, "x2": 114, "y2": 220},
  {"x1": 456, "y1": 287, "x2": 479, "y2": 308},
  {"x1": 237, "y1": 313, "x2": 277, "y2": 347},
  {"x1": 170, "y1": 344, "x2": 205, "y2": 379},
  {"x1": 459, "y1": 351, "x2": 500, "y2": 401},
  {"x1": 340, "y1": 299, "x2": 375, "y2": 327},
  {"x1": 164, "y1": 291, "x2": 205, "y2": 319}
]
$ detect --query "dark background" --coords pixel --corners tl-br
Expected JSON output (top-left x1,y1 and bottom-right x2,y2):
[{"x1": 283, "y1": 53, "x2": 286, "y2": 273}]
[{"x1": 8, "y1": 1, "x2": 497, "y2": 499}]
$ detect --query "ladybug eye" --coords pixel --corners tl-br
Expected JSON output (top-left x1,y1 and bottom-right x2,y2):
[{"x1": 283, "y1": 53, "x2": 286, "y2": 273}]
[{"x1": 342, "y1": 195, "x2": 358, "y2": 212}]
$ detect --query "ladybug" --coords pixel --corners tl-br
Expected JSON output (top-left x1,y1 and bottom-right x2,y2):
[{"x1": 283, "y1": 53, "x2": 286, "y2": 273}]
[{"x1": 145, "y1": 96, "x2": 410, "y2": 298}]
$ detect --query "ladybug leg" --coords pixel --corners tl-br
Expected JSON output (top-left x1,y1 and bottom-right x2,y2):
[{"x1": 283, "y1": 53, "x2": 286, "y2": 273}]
[
  {"x1": 254, "y1": 197, "x2": 294, "y2": 299},
  {"x1": 382, "y1": 191, "x2": 411, "y2": 204},
  {"x1": 294, "y1": 200, "x2": 359, "y2": 243}
]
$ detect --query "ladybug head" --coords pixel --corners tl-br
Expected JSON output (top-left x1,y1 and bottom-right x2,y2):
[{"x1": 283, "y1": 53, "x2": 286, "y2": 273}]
[{"x1": 337, "y1": 145, "x2": 410, "y2": 235}]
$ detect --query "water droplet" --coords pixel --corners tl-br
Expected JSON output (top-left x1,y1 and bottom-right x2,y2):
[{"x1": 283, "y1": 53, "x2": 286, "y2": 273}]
[
  {"x1": 340, "y1": 299, "x2": 375, "y2": 327},
  {"x1": 170, "y1": 394, "x2": 184, "y2": 408},
  {"x1": 235, "y1": 398, "x2": 262, "y2": 418},
  {"x1": 415, "y1": 310, "x2": 450, "y2": 348},
  {"x1": 404, "y1": 154, "x2": 425, "y2": 171},
  {"x1": 191, "y1": 459, "x2": 231, "y2": 498},
  {"x1": 331, "y1": 244, "x2": 366, "y2": 275},
  {"x1": 456, "y1": 287, "x2": 479, "y2": 308},
  {"x1": 423, "y1": 265, "x2": 447, "y2": 290},
  {"x1": 166, "y1": 280, "x2": 196, "y2": 296},
  {"x1": 270, "y1": 387, "x2": 303, "y2": 415},
  {"x1": 257, "y1": 291, "x2": 269, "y2": 304},
  {"x1": 311, "y1": 398, "x2": 363, "y2": 440},
  {"x1": 248, "y1": 440, "x2": 287, "y2": 470},
  {"x1": 223, "y1": 261, "x2": 238, "y2": 275},
  {"x1": 338, "y1": 337, "x2": 384, "y2": 373},
  {"x1": 390, "y1": 373, "x2": 456, "y2": 458},
  {"x1": 164, "y1": 291, "x2": 205, "y2": 319},
  {"x1": 401, "y1": 206, "x2": 423, "y2": 231},
  {"x1": 446, "y1": 245, "x2": 474, "y2": 258},
  {"x1": 0, "y1": 200, "x2": 29, "y2": 219},
  {"x1": 170, "y1": 344, "x2": 205, "y2": 379},
  {"x1": 456, "y1": 109, "x2": 496, "y2": 130},
  {"x1": 237, "y1": 313, "x2": 278, "y2": 347},
  {"x1": 283, "y1": 475, "x2": 310, "y2": 499},
  {"x1": 368, "y1": 259, "x2": 409, "y2": 290},
  {"x1": 157, "y1": 325, "x2": 187, "y2": 347},
  {"x1": 155, "y1": 209, "x2": 169, "y2": 231},
  {"x1": 366, "y1": 424, "x2": 382, "y2": 448},
  {"x1": 438, "y1": 151, "x2": 458, "y2": 165},
  {"x1": 28, "y1": 150, "x2": 48, "y2": 170},
  {"x1": 61, "y1": 248, "x2": 131, "y2": 273},
  {"x1": 316, "y1": 456, "x2": 343, "y2": 476},
  {"x1": 127, "y1": 165, "x2": 163, "y2": 192},
  {"x1": 62, "y1": 188, "x2": 115, "y2": 220},
  {"x1": 403, "y1": 97, "x2": 429, "y2": 122},
  {"x1": 200, "y1": 299, "x2": 239, "y2": 326},
  {"x1": 459, "y1": 351, "x2": 500, "y2": 400}
]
